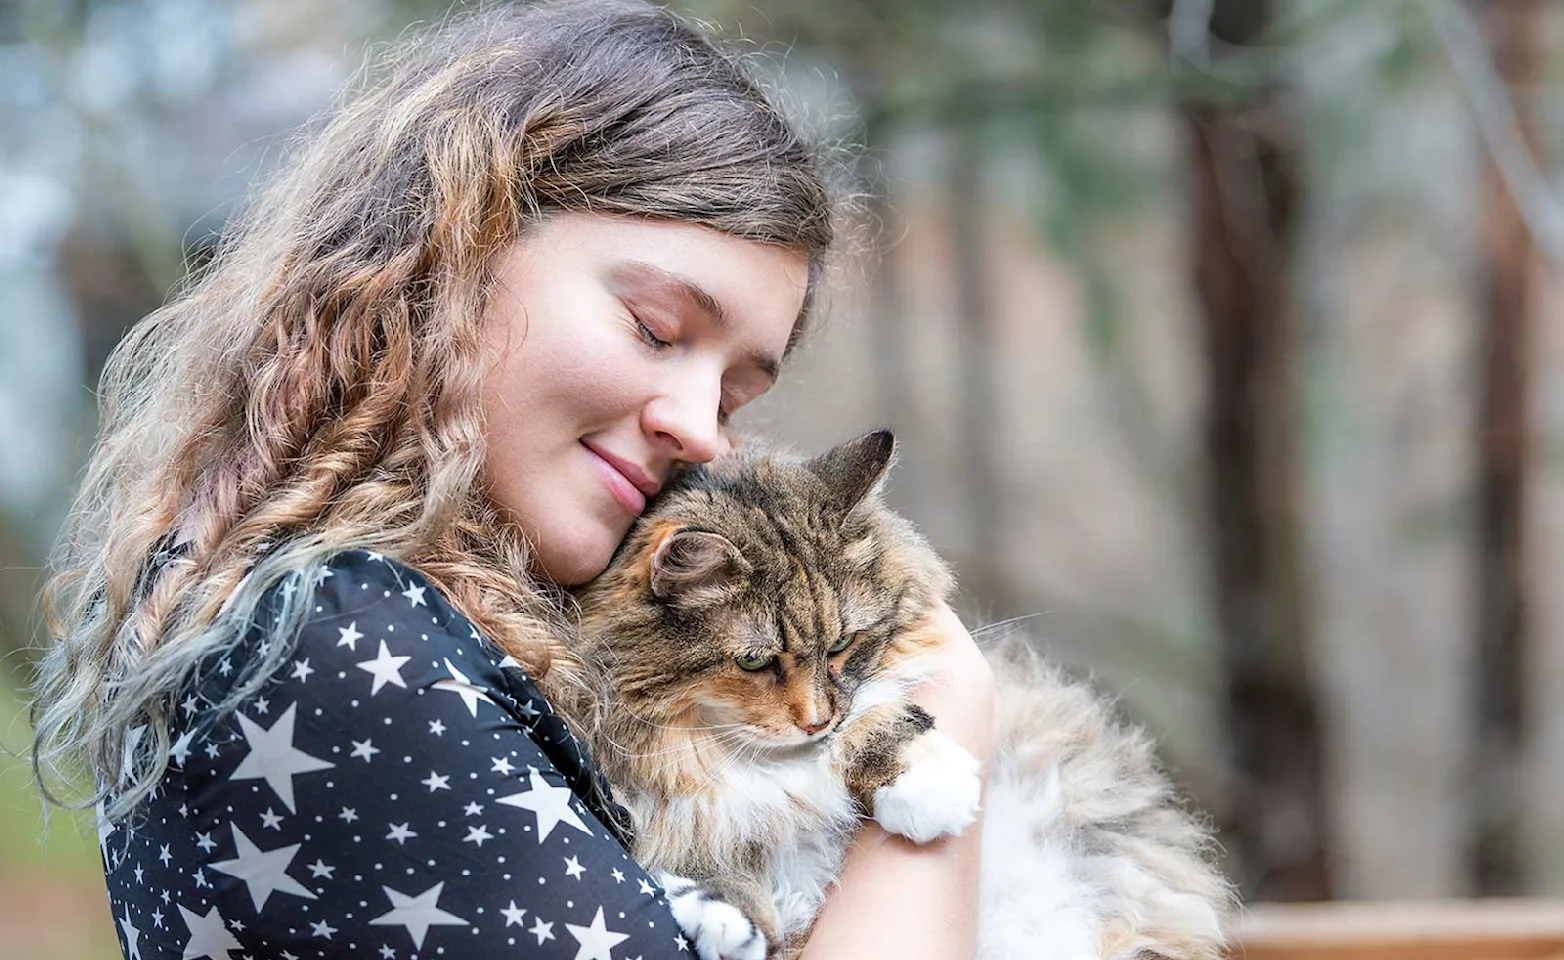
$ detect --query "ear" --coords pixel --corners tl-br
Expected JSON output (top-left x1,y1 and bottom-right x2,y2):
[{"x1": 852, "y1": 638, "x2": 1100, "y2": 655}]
[
  {"x1": 806, "y1": 430, "x2": 896, "y2": 515},
  {"x1": 649, "y1": 529, "x2": 750, "y2": 601}
]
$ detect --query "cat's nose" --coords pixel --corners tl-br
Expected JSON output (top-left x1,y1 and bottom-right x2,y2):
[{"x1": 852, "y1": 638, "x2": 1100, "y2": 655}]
[{"x1": 798, "y1": 716, "x2": 832, "y2": 736}]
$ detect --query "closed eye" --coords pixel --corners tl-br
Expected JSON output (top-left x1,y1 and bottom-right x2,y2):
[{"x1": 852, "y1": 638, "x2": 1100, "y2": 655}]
[{"x1": 634, "y1": 315, "x2": 673, "y2": 350}]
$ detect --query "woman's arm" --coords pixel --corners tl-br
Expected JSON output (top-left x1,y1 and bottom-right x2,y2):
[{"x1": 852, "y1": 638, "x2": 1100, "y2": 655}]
[{"x1": 799, "y1": 603, "x2": 995, "y2": 959}]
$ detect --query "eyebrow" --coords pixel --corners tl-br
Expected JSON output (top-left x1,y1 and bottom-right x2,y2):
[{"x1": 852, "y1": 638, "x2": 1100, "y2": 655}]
[{"x1": 612, "y1": 261, "x2": 781, "y2": 382}]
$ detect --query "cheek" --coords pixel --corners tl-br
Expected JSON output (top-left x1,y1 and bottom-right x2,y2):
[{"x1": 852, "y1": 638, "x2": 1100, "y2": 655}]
[
  {"x1": 696, "y1": 672, "x2": 778, "y2": 725},
  {"x1": 839, "y1": 643, "x2": 887, "y2": 688}
]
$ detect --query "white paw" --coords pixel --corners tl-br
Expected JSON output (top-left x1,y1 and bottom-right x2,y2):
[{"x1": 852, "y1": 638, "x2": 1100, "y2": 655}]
[
  {"x1": 872, "y1": 729, "x2": 983, "y2": 843},
  {"x1": 659, "y1": 872, "x2": 768, "y2": 960}
]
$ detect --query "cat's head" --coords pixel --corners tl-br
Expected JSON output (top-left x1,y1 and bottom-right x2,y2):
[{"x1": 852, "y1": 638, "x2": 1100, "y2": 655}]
[{"x1": 574, "y1": 430, "x2": 952, "y2": 750}]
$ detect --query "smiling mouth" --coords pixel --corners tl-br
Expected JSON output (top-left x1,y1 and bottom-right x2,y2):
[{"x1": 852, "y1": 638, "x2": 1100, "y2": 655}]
[{"x1": 582, "y1": 442, "x2": 648, "y2": 515}]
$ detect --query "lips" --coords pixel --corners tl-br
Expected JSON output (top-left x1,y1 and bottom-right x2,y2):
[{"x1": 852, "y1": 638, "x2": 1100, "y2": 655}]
[{"x1": 582, "y1": 442, "x2": 659, "y2": 516}]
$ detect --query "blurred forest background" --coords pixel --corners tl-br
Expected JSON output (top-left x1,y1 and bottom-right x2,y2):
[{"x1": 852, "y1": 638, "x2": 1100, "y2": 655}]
[{"x1": 2, "y1": 0, "x2": 1563, "y2": 955}]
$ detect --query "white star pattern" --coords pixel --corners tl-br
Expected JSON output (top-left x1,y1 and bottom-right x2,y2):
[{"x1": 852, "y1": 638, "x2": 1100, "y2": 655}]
[
  {"x1": 96, "y1": 799, "x2": 115, "y2": 860},
  {"x1": 531, "y1": 917, "x2": 556, "y2": 945},
  {"x1": 566, "y1": 907, "x2": 631, "y2": 960},
  {"x1": 369, "y1": 882, "x2": 469, "y2": 949},
  {"x1": 177, "y1": 903, "x2": 241, "y2": 960},
  {"x1": 120, "y1": 725, "x2": 146, "y2": 785},
  {"x1": 230, "y1": 703, "x2": 334, "y2": 813},
  {"x1": 496, "y1": 769, "x2": 593, "y2": 843},
  {"x1": 102, "y1": 553, "x2": 680, "y2": 960},
  {"x1": 170, "y1": 728, "x2": 197, "y2": 766},
  {"x1": 433, "y1": 659, "x2": 492, "y2": 717},
  {"x1": 208, "y1": 824, "x2": 318, "y2": 912},
  {"x1": 357, "y1": 640, "x2": 411, "y2": 694},
  {"x1": 118, "y1": 910, "x2": 142, "y2": 960}
]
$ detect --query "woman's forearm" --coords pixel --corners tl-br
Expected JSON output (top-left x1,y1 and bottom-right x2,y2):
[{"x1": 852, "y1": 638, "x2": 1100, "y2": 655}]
[
  {"x1": 798, "y1": 788, "x2": 986, "y2": 958},
  {"x1": 800, "y1": 601, "x2": 994, "y2": 959}
]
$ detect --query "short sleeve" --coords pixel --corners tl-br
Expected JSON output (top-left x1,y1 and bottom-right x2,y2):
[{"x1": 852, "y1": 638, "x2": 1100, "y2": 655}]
[{"x1": 106, "y1": 550, "x2": 695, "y2": 960}]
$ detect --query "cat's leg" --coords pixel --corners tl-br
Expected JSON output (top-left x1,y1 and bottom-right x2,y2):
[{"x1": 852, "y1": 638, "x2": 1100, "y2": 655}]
[
  {"x1": 657, "y1": 871, "x2": 778, "y2": 960},
  {"x1": 837, "y1": 702, "x2": 984, "y2": 844}
]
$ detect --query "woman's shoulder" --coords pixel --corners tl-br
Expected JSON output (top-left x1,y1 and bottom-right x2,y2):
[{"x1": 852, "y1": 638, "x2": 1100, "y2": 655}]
[
  {"x1": 187, "y1": 547, "x2": 619, "y2": 826},
  {"x1": 245, "y1": 548, "x2": 519, "y2": 699}
]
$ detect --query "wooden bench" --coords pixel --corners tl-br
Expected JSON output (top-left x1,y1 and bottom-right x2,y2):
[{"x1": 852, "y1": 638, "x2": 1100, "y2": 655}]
[{"x1": 1232, "y1": 899, "x2": 1564, "y2": 960}]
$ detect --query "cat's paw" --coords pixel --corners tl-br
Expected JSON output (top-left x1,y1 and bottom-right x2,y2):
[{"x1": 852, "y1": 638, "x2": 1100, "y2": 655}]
[
  {"x1": 658, "y1": 872, "x2": 769, "y2": 960},
  {"x1": 872, "y1": 729, "x2": 983, "y2": 844}
]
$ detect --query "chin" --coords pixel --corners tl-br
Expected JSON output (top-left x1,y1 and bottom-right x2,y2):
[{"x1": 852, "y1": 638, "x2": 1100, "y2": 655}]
[
  {"x1": 536, "y1": 553, "x2": 611, "y2": 587},
  {"x1": 531, "y1": 530, "x2": 621, "y2": 586}
]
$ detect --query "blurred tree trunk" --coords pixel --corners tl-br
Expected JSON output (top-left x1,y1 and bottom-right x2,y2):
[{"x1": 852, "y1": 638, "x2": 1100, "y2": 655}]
[
  {"x1": 58, "y1": 225, "x2": 162, "y2": 388},
  {"x1": 1470, "y1": 0, "x2": 1541, "y2": 898},
  {"x1": 1181, "y1": 0, "x2": 1330, "y2": 901},
  {"x1": 950, "y1": 131, "x2": 1004, "y2": 610},
  {"x1": 862, "y1": 110, "x2": 914, "y2": 453}
]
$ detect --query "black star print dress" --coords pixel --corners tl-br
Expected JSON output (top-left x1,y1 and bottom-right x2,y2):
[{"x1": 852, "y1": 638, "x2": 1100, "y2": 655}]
[{"x1": 102, "y1": 550, "x2": 694, "y2": 960}]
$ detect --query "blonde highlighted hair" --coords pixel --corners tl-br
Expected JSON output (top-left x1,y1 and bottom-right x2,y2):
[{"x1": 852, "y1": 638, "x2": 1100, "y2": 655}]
[{"x1": 34, "y1": 0, "x2": 845, "y2": 822}]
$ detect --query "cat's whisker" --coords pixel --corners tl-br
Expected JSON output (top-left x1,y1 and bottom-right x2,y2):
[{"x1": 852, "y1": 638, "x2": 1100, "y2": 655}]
[
  {"x1": 610, "y1": 728, "x2": 746, "y2": 763},
  {"x1": 970, "y1": 612, "x2": 1050, "y2": 646},
  {"x1": 618, "y1": 706, "x2": 747, "y2": 735}
]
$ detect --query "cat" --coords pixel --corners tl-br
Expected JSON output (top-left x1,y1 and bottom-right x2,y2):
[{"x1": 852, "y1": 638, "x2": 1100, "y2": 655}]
[{"x1": 565, "y1": 431, "x2": 1232, "y2": 960}]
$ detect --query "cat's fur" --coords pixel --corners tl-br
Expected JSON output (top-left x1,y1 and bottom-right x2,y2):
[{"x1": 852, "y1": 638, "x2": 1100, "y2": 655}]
[{"x1": 566, "y1": 432, "x2": 1231, "y2": 959}]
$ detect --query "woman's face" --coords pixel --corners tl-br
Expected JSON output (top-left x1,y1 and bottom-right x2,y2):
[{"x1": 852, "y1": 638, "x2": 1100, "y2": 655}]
[{"x1": 479, "y1": 212, "x2": 809, "y2": 585}]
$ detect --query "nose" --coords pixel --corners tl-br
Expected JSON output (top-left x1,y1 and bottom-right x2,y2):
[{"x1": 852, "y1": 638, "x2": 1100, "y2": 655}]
[
  {"x1": 798, "y1": 716, "x2": 832, "y2": 736},
  {"x1": 642, "y1": 375, "x2": 729, "y2": 464},
  {"x1": 795, "y1": 702, "x2": 834, "y2": 736}
]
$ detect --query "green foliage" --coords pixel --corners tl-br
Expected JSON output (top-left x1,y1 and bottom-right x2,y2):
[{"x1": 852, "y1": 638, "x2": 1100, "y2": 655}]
[{"x1": 0, "y1": 667, "x2": 98, "y2": 875}]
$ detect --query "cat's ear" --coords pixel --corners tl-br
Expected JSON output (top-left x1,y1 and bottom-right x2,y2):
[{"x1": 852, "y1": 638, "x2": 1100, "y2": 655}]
[
  {"x1": 807, "y1": 430, "x2": 896, "y2": 515},
  {"x1": 649, "y1": 528, "x2": 751, "y2": 601}
]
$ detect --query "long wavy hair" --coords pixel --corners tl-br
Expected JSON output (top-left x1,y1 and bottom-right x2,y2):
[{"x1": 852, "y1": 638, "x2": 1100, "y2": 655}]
[{"x1": 33, "y1": 0, "x2": 847, "y2": 823}]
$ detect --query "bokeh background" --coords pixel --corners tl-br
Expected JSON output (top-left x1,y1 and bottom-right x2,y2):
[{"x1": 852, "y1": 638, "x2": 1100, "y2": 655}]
[{"x1": 3, "y1": 0, "x2": 1563, "y2": 955}]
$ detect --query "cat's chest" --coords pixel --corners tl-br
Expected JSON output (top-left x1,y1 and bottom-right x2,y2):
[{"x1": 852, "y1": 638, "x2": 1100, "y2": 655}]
[
  {"x1": 710, "y1": 750, "x2": 858, "y2": 939},
  {"x1": 710, "y1": 746, "x2": 855, "y2": 829}
]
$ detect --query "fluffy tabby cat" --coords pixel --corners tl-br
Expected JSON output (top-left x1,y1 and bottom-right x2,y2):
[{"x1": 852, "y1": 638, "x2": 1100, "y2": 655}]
[{"x1": 565, "y1": 431, "x2": 1231, "y2": 959}]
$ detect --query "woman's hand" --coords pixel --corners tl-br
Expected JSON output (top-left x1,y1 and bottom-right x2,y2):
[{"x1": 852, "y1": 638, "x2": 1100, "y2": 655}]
[{"x1": 798, "y1": 601, "x2": 995, "y2": 959}]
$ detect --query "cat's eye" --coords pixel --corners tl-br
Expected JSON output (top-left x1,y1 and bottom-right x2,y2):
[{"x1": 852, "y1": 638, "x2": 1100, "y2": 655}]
[
  {"x1": 735, "y1": 651, "x2": 775, "y2": 672},
  {"x1": 828, "y1": 633, "x2": 854, "y2": 655}
]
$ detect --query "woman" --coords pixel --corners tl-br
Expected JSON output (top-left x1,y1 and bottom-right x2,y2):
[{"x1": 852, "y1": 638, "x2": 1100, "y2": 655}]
[{"x1": 33, "y1": 2, "x2": 994, "y2": 958}]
